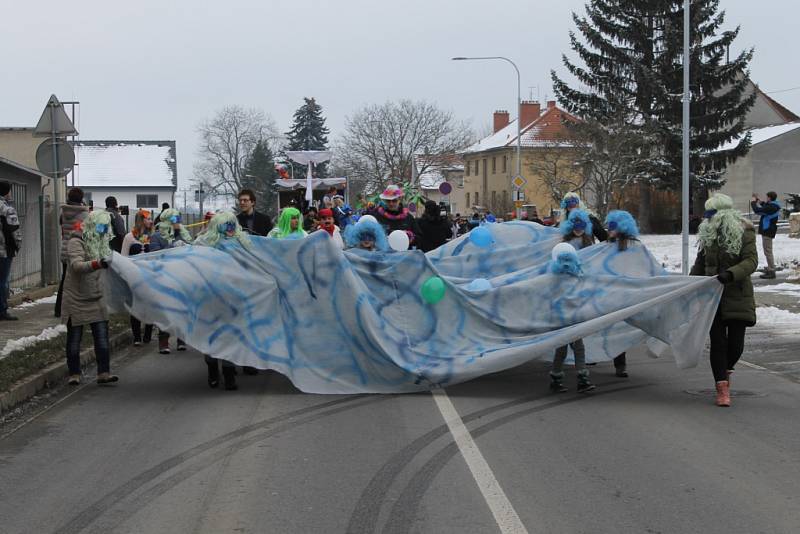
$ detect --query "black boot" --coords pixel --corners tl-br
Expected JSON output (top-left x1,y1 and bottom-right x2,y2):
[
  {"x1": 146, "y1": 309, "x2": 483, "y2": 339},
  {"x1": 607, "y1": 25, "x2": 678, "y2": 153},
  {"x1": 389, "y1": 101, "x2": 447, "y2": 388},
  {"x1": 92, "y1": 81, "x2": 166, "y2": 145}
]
[
  {"x1": 222, "y1": 366, "x2": 238, "y2": 391},
  {"x1": 207, "y1": 360, "x2": 219, "y2": 388}
]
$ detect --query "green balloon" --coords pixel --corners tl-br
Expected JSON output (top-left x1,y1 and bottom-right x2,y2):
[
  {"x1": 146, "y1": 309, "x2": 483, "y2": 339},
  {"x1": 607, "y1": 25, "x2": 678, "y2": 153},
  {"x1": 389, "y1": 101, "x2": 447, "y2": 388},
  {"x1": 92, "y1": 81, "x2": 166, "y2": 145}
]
[{"x1": 420, "y1": 276, "x2": 446, "y2": 304}]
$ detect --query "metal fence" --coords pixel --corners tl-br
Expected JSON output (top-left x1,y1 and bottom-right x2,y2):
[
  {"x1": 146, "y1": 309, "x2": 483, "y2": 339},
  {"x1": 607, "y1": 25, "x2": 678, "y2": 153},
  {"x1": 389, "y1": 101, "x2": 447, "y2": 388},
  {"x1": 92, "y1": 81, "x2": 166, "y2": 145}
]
[{"x1": 9, "y1": 182, "x2": 43, "y2": 290}]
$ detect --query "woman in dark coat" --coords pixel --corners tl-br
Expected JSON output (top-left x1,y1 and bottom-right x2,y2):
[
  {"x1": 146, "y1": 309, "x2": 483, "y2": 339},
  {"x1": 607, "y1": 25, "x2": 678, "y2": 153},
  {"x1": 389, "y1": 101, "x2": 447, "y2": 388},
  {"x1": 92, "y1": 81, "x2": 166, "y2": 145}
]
[
  {"x1": 374, "y1": 184, "x2": 422, "y2": 249},
  {"x1": 690, "y1": 193, "x2": 758, "y2": 407},
  {"x1": 417, "y1": 201, "x2": 451, "y2": 252}
]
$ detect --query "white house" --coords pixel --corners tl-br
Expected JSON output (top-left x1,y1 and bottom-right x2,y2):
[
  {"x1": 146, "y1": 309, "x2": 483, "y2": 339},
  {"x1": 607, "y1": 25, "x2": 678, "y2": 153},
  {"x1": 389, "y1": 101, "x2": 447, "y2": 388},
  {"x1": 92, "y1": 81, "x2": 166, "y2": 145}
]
[
  {"x1": 413, "y1": 154, "x2": 465, "y2": 214},
  {"x1": 72, "y1": 140, "x2": 177, "y2": 224}
]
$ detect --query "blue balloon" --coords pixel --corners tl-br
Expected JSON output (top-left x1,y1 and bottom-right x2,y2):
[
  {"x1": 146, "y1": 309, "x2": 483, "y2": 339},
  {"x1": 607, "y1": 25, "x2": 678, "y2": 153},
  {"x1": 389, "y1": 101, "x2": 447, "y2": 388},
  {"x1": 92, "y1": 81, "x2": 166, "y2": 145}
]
[
  {"x1": 466, "y1": 278, "x2": 492, "y2": 292},
  {"x1": 485, "y1": 214, "x2": 497, "y2": 223},
  {"x1": 470, "y1": 227, "x2": 493, "y2": 248}
]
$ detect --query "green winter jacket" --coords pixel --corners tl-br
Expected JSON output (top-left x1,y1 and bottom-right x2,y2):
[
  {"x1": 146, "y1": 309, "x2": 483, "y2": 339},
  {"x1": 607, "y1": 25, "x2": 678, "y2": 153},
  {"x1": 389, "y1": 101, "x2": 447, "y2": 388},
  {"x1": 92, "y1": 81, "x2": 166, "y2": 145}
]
[{"x1": 690, "y1": 221, "x2": 758, "y2": 325}]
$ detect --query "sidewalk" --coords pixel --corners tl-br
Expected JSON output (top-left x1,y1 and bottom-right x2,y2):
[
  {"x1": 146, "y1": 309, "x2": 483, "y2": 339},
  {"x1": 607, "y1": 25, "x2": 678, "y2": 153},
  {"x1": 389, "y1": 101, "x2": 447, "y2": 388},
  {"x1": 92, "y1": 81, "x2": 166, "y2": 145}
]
[{"x1": 0, "y1": 285, "x2": 61, "y2": 357}]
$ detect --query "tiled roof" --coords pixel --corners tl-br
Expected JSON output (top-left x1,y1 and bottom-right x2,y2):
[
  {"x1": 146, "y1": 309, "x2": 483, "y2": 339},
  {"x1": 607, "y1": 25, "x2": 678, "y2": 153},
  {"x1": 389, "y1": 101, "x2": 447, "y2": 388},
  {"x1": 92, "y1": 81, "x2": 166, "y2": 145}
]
[
  {"x1": 463, "y1": 106, "x2": 579, "y2": 153},
  {"x1": 757, "y1": 87, "x2": 800, "y2": 123},
  {"x1": 73, "y1": 141, "x2": 177, "y2": 188}
]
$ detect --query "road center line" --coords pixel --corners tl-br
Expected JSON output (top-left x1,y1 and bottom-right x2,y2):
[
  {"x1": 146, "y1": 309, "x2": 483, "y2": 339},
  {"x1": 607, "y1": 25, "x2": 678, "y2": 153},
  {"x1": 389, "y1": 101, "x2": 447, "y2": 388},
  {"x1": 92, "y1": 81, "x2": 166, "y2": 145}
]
[{"x1": 431, "y1": 387, "x2": 529, "y2": 534}]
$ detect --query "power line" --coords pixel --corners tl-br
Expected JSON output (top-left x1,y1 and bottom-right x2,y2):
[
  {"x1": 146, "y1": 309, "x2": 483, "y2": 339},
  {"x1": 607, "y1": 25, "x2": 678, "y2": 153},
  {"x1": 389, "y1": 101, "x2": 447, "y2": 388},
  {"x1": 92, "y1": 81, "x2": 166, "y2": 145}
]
[{"x1": 765, "y1": 86, "x2": 800, "y2": 94}]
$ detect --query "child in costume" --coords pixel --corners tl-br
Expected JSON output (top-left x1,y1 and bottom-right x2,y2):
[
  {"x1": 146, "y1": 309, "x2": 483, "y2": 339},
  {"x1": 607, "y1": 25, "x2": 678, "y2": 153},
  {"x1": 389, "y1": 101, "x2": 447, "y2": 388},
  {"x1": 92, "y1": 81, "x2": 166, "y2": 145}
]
[
  {"x1": 195, "y1": 211, "x2": 252, "y2": 390},
  {"x1": 604, "y1": 210, "x2": 642, "y2": 378},
  {"x1": 316, "y1": 208, "x2": 345, "y2": 249},
  {"x1": 62, "y1": 210, "x2": 118, "y2": 385},
  {"x1": 149, "y1": 208, "x2": 192, "y2": 353},
  {"x1": 549, "y1": 210, "x2": 596, "y2": 394},
  {"x1": 343, "y1": 218, "x2": 389, "y2": 251},
  {"x1": 122, "y1": 209, "x2": 154, "y2": 346},
  {"x1": 267, "y1": 207, "x2": 308, "y2": 239}
]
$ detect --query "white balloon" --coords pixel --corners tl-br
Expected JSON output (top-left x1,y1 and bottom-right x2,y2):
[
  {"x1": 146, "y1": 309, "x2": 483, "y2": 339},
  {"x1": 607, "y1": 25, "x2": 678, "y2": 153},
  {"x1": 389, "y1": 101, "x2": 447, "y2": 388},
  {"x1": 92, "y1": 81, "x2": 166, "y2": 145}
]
[
  {"x1": 388, "y1": 230, "x2": 410, "y2": 251},
  {"x1": 358, "y1": 214, "x2": 378, "y2": 225}
]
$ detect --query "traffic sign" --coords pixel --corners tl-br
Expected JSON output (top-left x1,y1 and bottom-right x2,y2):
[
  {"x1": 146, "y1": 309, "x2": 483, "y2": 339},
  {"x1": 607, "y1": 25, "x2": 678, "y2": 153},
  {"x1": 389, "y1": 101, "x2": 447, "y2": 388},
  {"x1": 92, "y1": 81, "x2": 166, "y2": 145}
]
[
  {"x1": 514, "y1": 200, "x2": 523, "y2": 208},
  {"x1": 33, "y1": 95, "x2": 78, "y2": 137},
  {"x1": 438, "y1": 182, "x2": 452, "y2": 195},
  {"x1": 512, "y1": 189, "x2": 525, "y2": 202},
  {"x1": 35, "y1": 138, "x2": 75, "y2": 177},
  {"x1": 511, "y1": 174, "x2": 527, "y2": 189}
]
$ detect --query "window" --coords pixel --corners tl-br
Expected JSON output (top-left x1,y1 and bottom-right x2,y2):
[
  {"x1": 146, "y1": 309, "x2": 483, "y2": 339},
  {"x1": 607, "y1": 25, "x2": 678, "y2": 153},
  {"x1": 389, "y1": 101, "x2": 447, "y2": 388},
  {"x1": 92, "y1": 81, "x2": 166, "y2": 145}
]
[
  {"x1": 457, "y1": 173, "x2": 464, "y2": 187},
  {"x1": 465, "y1": 192, "x2": 470, "y2": 208},
  {"x1": 502, "y1": 190, "x2": 508, "y2": 211},
  {"x1": 465, "y1": 161, "x2": 470, "y2": 177},
  {"x1": 475, "y1": 192, "x2": 479, "y2": 205},
  {"x1": 502, "y1": 156, "x2": 507, "y2": 173},
  {"x1": 136, "y1": 194, "x2": 158, "y2": 208},
  {"x1": 474, "y1": 160, "x2": 479, "y2": 175},
  {"x1": 491, "y1": 190, "x2": 496, "y2": 209},
  {"x1": 492, "y1": 157, "x2": 496, "y2": 173}
]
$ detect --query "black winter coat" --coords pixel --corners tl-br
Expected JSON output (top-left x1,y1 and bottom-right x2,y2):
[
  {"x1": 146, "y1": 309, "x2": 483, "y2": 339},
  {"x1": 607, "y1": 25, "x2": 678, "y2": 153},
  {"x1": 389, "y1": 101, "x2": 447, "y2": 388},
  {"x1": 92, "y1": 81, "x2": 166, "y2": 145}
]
[
  {"x1": 237, "y1": 210, "x2": 273, "y2": 237},
  {"x1": 417, "y1": 215, "x2": 451, "y2": 252}
]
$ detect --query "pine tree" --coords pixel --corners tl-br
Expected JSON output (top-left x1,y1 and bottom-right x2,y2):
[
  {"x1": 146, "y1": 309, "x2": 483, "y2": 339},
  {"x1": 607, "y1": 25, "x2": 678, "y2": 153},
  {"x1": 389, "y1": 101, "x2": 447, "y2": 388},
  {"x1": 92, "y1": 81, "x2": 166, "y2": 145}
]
[
  {"x1": 552, "y1": 0, "x2": 754, "y2": 227},
  {"x1": 241, "y1": 140, "x2": 278, "y2": 217},
  {"x1": 285, "y1": 97, "x2": 330, "y2": 177}
]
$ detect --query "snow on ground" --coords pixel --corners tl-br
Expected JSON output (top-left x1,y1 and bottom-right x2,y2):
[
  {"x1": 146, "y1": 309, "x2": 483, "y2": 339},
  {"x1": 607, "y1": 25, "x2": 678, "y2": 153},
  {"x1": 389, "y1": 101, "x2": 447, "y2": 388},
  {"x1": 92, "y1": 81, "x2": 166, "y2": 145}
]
[
  {"x1": 13, "y1": 294, "x2": 57, "y2": 310},
  {"x1": 755, "y1": 306, "x2": 800, "y2": 326},
  {"x1": 754, "y1": 283, "x2": 800, "y2": 297},
  {"x1": 640, "y1": 234, "x2": 800, "y2": 273},
  {"x1": 0, "y1": 324, "x2": 67, "y2": 359}
]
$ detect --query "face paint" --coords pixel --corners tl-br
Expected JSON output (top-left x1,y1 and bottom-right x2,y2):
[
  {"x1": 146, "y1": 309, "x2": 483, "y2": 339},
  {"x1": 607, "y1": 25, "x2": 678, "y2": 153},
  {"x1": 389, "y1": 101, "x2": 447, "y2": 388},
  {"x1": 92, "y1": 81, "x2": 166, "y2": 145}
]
[
  {"x1": 169, "y1": 214, "x2": 181, "y2": 224},
  {"x1": 95, "y1": 223, "x2": 109, "y2": 234},
  {"x1": 608, "y1": 220, "x2": 618, "y2": 231},
  {"x1": 218, "y1": 221, "x2": 237, "y2": 234},
  {"x1": 704, "y1": 209, "x2": 717, "y2": 220},
  {"x1": 572, "y1": 219, "x2": 587, "y2": 231}
]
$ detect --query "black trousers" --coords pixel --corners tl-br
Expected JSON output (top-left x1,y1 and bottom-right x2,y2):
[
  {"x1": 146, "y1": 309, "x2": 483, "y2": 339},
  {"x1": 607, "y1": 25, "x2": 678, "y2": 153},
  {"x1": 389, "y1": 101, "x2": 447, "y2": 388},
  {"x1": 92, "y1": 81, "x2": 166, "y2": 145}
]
[
  {"x1": 55, "y1": 261, "x2": 67, "y2": 317},
  {"x1": 130, "y1": 316, "x2": 153, "y2": 342},
  {"x1": 614, "y1": 353, "x2": 626, "y2": 369},
  {"x1": 709, "y1": 313, "x2": 747, "y2": 382}
]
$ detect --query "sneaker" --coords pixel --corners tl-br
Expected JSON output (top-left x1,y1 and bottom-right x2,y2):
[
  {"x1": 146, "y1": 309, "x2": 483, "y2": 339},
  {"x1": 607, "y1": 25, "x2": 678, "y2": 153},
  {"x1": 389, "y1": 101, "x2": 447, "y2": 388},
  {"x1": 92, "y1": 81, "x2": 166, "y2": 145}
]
[
  {"x1": 577, "y1": 372, "x2": 596, "y2": 393},
  {"x1": 96, "y1": 373, "x2": 119, "y2": 385},
  {"x1": 176, "y1": 342, "x2": 187, "y2": 351},
  {"x1": 159, "y1": 339, "x2": 170, "y2": 354},
  {"x1": 759, "y1": 271, "x2": 776, "y2": 279},
  {"x1": 549, "y1": 372, "x2": 568, "y2": 393},
  {"x1": 133, "y1": 338, "x2": 142, "y2": 347},
  {"x1": 67, "y1": 374, "x2": 81, "y2": 386}
]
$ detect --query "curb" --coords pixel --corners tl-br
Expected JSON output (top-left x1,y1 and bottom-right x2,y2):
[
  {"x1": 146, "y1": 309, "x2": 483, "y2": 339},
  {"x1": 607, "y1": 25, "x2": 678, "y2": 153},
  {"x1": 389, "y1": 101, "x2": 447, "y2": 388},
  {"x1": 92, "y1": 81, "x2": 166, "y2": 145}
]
[{"x1": 0, "y1": 330, "x2": 132, "y2": 414}]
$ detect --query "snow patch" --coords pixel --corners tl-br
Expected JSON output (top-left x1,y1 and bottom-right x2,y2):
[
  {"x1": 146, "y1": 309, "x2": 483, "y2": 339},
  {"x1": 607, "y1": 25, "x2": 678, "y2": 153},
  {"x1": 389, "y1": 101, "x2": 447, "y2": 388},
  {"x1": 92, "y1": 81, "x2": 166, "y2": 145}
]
[
  {"x1": 754, "y1": 283, "x2": 800, "y2": 296},
  {"x1": 756, "y1": 306, "x2": 800, "y2": 325},
  {"x1": 0, "y1": 324, "x2": 67, "y2": 359},
  {"x1": 13, "y1": 294, "x2": 57, "y2": 310}
]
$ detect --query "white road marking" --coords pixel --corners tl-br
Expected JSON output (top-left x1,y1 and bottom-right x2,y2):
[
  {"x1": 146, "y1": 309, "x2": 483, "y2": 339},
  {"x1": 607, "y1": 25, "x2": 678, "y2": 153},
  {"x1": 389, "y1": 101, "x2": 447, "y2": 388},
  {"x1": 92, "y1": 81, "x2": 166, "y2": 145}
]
[
  {"x1": 739, "y1": 360, "x2": 769, "y2": 371},
  {"x1": 431, "y1": 387, "x2": 529, "y2": 534}
]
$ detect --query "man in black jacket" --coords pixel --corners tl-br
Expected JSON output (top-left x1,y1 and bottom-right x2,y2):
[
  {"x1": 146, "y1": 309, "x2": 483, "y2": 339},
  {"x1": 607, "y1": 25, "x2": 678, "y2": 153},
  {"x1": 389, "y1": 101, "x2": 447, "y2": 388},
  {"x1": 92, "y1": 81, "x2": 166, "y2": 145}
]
[
  {"x1": 751, "y1": 191, "x2": 781, "y2": 279},
  {"x1": 236, "y1": 189, "x2": 273, "y2": 236},
  {"x1": 105, "y1": 196, "x2": 127, "y2": 253}
]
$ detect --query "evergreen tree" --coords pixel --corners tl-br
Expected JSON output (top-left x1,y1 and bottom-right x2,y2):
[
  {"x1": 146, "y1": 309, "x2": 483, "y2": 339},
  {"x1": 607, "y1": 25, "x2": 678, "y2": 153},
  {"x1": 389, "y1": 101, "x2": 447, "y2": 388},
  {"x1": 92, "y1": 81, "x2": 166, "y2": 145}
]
[
  {"x1": 552, "y1": 0, "x2": 754, "y2": 226},
  {"x1": 285, "y1": 97, "x2": 330, "y2": 177},
  {"x1": 241, "y1": 140, "x2": 278, "y2": 217}
]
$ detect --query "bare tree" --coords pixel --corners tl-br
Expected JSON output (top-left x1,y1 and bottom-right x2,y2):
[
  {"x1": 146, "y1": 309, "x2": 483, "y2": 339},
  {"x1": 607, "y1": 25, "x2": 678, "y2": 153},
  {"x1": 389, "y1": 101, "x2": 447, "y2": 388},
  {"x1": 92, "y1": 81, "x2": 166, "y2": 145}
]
[
  {"x1": 528, "y1": 135, "x2": 589, "y2": 206},
  {"x1": 334, "y1": 100, "x2": 474, "y2": 195},
  {"x1": 194, "y1": 106, "x2": 282, "y2": 200}
]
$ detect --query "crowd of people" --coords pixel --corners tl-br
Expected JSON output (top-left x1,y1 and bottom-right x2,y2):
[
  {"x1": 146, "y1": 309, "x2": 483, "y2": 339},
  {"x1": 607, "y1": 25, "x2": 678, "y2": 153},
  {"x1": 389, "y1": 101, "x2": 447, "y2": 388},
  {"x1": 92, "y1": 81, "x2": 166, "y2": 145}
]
[{"x1": 46, "y1": 181, "x2": 763, "y2": 407}]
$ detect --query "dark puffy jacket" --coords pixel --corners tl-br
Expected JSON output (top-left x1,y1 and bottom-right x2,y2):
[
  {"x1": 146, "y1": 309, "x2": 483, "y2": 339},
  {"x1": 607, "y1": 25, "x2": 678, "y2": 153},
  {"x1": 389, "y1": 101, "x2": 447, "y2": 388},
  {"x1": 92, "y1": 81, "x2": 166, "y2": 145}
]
[
  {"x1": 690, "y1": 220, "x2": 758, "y2": 325},
  {"x1": 750, "y1": 200, "x2": 780, "y2": 238},
  {"x1": 375, "y1": 207, "x2": 422, "y2": 249},
  {"x1": 417, "y1": 215, "x2": 451, "y2": 252},
  {"x1": 60, "y1": 203, "x2": 89, "y2": 261}
]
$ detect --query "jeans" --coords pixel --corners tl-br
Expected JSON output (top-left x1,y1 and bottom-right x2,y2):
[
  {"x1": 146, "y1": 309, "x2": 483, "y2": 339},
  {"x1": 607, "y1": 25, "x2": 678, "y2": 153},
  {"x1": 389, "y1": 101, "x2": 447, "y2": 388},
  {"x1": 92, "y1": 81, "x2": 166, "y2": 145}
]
[
  {"x1": 552, "y1": 339, "x2": 586, "y2": 374},
  {"x1": 0, "y1": 256, "x2": 12, "y2": 314},
  {"x1": 762, "y1": 235, "x2": 775, "y2": 271},
  {"x1": 709, "y1": 313, "x2": 747, "y2": 382},
  {"x1": 66, "y1": 319, "x2": 110, "y2": 375}
]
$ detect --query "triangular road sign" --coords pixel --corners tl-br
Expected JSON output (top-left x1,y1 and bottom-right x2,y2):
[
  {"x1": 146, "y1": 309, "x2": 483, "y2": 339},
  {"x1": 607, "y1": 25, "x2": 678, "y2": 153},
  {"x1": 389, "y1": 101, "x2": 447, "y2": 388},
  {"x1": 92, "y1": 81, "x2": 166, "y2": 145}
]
[{"x1": 33, "y1": 95, "x2": 78, "y2": 137}]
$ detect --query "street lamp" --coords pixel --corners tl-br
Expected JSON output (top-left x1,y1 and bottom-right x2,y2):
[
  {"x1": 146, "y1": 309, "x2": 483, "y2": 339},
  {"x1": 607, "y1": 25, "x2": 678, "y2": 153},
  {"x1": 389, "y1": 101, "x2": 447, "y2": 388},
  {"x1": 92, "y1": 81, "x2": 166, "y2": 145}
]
[
  {"x1": 681, "y1": 0, "x2": 690, "y2": 274},
  {"x1": 452, "y1": 56, "x2": 522, "y2": 213}
]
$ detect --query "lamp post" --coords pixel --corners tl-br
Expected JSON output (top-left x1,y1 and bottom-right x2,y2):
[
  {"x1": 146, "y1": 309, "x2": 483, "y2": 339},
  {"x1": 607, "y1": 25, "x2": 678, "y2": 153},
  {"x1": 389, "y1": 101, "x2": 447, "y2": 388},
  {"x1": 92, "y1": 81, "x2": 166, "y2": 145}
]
[
  {"x1": 452, "y1": 56, "x2": 522, "y2": 214},
  {"x1": 681, "y1": 0, "x2": 690, "y2": 274}
]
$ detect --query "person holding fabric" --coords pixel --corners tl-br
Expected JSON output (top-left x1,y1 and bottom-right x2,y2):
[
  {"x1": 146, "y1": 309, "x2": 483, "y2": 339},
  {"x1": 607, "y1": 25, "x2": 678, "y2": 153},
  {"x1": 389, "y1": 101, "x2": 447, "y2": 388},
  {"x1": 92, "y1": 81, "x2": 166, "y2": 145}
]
[
  {"x1": 604, "y1": 210, "x2": 643, "y2": 378},
  {"x1": 550, "y1": 209, "x2": 596, "y2": 394},
  {"x1": 316, "y1": 208, "x2": 345, "y2": 249},
  {"x1": 267, "y1": 207, "x2": 308, "y2": 239},
  {"x1": 149, "y1": 208, "x2": 192, "y2": 354},
  {"x1": 558, "y1": 191, "x2": 607, "y2": 243},
  {"x1": 375, "y1": 184, "x2": 421, "y2": 249},
  {"x1": 690, "y1": 193, "x2": 758, "y2": 407},
  {"x1": 236, "y1": 188, "x2": 273, "y2": 236},
  {"x1": 343, "y1": 218, "x2": 389, "y2": 251},
  {"x1": 417, "y1": 200, "x2": 451, "y2": 252},
  {"x1": 55, "y1": 188, "x2": 89, "y2": 318},
  {"x1": 122, "y1": 209, "x2": 154, "y2": 346},
  {"x1": 195, "y1": 211, "x2": 253, "y2": 390},
  {"x1": 62, "y1": 210, "x2": 118, "y2": 385},
  {"x1": 750, "y1": 191, "x2": 781, "y2": 279},
  {"x1": 0, "y1": 181, "x2": 22, "y2": 321}
]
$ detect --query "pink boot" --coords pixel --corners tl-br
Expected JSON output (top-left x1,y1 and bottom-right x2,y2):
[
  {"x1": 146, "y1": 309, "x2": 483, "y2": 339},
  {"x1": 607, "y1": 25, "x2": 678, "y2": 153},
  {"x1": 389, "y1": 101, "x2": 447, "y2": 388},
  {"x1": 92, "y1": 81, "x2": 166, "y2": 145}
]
[{"x1": 715, "y1": 380, "x2": 731, "y2": 407}]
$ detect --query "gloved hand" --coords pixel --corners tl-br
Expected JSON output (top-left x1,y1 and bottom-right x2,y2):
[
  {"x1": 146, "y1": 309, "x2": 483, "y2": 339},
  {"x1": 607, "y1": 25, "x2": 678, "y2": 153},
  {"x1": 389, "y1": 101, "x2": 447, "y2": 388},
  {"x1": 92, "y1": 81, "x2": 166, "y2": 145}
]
[
  {"x1": 100, "y1": 255, "x2": 113, "y2": 269},
  {"x1": 717, "y1": 271, "x2": 733, "y2": 284}
]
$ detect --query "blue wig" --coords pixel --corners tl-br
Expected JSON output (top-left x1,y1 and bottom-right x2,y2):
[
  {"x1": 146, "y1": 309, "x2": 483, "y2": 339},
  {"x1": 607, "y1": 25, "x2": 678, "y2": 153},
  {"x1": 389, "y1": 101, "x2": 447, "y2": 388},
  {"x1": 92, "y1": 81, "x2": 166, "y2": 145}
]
[
  {"x1": 561, "y1": 208, "x2": 592, "y2": 237},
  {"x1": 605, "y1": 210, "x2": 639, "y2": 237},
  {"x1": 343, "y1": 219, "x2": 389, "y2": 251}
]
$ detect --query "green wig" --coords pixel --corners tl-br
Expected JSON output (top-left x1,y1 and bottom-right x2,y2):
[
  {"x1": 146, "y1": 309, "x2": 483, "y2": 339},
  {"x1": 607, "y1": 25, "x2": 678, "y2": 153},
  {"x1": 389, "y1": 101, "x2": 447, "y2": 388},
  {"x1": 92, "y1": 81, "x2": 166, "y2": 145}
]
[
  {"x1": 83, "y1": 210, "x2": 113, "y2": 260},
  {"x1": 698, "y1": 193, "x2": 746, "y2": 256},
  {"x1": 195, "y1": 211, "x2": 251, "y2": 249},
  {"x1": 156, "y1": 208, "x2": 192, "y2": 244},
  {"x1": 270, "y1": 207, "x2": 306, "y2": 239}
]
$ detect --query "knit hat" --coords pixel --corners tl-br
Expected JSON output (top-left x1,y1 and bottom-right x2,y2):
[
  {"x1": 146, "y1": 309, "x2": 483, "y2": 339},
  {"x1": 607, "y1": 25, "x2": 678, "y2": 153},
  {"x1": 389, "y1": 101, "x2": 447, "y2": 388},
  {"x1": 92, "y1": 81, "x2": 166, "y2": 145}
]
[
  {"x1": 0, "y1": 181, "x2": 10, "y2": 197},
  {"x1": 379, "y1": 184, "x2": 404, "y2": 200}
]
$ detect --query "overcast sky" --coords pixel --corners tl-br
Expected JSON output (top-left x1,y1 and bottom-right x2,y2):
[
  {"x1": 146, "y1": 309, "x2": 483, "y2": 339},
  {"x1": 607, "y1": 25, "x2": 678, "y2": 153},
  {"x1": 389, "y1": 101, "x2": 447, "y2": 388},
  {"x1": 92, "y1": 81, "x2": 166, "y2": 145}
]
[{"x1": 2, "y1": 0, "x2": 798, "y2": 191}]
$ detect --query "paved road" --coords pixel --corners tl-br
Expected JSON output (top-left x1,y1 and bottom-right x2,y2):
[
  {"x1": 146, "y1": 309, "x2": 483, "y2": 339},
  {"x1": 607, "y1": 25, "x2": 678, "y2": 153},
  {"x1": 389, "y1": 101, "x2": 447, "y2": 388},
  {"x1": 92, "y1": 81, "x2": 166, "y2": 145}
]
[{"x1": 1, "y1": 332, "x2": 798, "y2": 534}]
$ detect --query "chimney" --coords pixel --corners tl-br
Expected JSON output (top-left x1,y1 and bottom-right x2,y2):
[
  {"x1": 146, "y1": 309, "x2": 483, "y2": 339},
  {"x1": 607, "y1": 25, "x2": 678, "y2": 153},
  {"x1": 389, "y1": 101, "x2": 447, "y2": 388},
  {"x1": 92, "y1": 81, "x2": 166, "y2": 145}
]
[
  {"x1": 520, "y1": 101, "x2": 541, "y2": 128},
  {"x1": 547, "y1": 100, "x2": 556, "y2": 109},
  {"x1": 493, "y1": 110, "x2": 509, "y2": 133}
]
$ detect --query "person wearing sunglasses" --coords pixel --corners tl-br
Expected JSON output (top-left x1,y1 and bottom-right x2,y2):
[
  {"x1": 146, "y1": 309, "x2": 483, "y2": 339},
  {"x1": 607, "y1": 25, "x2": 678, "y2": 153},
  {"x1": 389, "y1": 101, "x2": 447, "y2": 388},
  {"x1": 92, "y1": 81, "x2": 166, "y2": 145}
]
[
  {"x1": 149, "y1": 208, "x2": 193, "y2": 353},
  {"x1": 61, "y1": 210, "x2": 118, "y2": 385}
]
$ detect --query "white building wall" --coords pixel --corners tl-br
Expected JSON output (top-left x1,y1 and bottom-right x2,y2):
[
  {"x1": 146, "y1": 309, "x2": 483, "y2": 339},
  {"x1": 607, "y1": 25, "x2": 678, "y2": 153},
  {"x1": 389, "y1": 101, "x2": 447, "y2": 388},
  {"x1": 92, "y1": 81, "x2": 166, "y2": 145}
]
[{"x1": 83, "y1": 188, "x2": 174, "y2": 230}]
